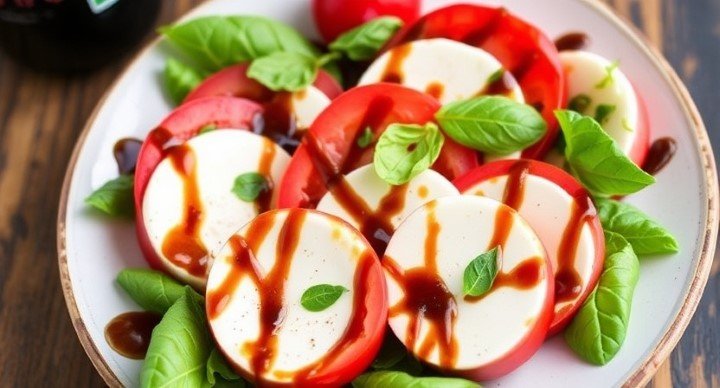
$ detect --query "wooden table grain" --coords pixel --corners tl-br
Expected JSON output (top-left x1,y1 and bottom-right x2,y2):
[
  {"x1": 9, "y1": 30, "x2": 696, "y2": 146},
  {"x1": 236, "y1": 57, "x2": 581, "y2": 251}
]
[{"x1": 0, "y1": 0, "x2": 717, "y2": 386}]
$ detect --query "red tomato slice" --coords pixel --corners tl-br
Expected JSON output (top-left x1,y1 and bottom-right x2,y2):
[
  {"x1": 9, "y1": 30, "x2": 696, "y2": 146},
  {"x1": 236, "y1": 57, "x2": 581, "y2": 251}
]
[
  {"x1": 183, "y1": 63, "x2": 344, "y2": 103},
  {"x1": 134, "y1": 96, "x2": 263, "y2": 272},
  {"x1": 453, "y1": 160, "x2": 604, "y2": 335},
  {"x1": 385, "y1": 4, "x2": 566, "y2": 159},
  {"x1": 312, "y1": 0, "x2": 420, "y2": 43},
  {"x1": 277, "y1": 83, "x2": 478, "y2": 209}
]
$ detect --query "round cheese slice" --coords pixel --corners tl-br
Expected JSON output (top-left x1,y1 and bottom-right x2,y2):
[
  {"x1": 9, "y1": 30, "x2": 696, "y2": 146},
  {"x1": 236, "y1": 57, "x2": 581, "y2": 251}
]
[
  {"x1": 383, "y1": 195, "x2": 553, "y2": 381},
  {"x1": 206, "y1": 209, "x2": 387, "y2": 386},
  {"x1": 142, "y1": 130, "x2": 290, "y2": 289}
]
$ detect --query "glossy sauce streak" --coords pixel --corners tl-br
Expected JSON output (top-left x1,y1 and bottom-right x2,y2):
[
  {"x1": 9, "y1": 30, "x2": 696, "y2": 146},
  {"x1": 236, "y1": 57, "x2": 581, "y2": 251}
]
[
  {"x1": 642, "y1": 137, "x2": 677, "y2": 175},
  {"x1": 113, "y1": 137, "x2": 143, "y2": 175},
  {"x1": 425, "y1": 82, "x2": 445, "y2": 100},
  {"x1": 161, "y1": 144, "x2": 209, "y2": 276},
  {"x1": 465, "y1": 258, "x2": 544, "y2": 303},
  {"x1": 253, "y1": 92, "x2": 302, "y2": 154},
  {"x1": 554, "y1": 32, "x2": 590, "y2": 52},
  {"x1": 380, "y1": 43, "x2": 413, "y2": 83},
  {"x1": 255, "y1": 137, "x2": 277, "y2": 214},
  {"x1": 555, "y1": 196, "x2": 595, "y2": 303},
  {"x1": 478, "y1": 70, "x2": 518, "y2": 97},
  {"x1": 104, "y1": 311, "x2": 162, "y2": 360}
]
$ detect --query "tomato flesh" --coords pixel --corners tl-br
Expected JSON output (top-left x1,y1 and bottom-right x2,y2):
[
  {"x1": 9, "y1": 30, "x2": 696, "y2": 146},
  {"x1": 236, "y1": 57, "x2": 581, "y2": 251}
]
[{"x1": 312, "y1": 0, "x2": 420, "y2": 43}]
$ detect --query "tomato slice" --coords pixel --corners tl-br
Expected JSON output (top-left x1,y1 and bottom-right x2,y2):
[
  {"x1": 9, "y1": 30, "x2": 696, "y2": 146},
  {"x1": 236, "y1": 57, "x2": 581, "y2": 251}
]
[
  {"x1": 277, "y1": 83, "x2": 478, "y2": 208},
  {"x1": 134, "y1": 96, "x2": 262, "y2": 271},
  {"x1": 453, "y1": 160, "x2": 604, "y2": 335},
  {"x1": 385, "y1": 4, "x2": 566, "y2": 159},
  {"x1": 183, "y1": 63, "x2": 344, "y2": 103}
]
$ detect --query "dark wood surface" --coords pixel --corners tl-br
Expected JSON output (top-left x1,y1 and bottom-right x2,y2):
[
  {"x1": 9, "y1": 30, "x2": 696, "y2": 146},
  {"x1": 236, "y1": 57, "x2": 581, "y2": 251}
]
[{"x1": 0, "y1": 0, "x2": 717, "y2": 386}]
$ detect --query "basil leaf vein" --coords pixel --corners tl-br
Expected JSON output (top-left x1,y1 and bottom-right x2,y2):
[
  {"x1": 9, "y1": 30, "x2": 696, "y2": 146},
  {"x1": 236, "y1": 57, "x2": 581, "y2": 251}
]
[
  {"x1": 352, "y1": 371, "x2": 480, "y2": 388},
  {"x1": 463, "y1": 247, "x2": 500, "y2": 297},
  {"x1": 596, "y1": 198, "x2": 679, "y2": 255},
  {"x1": 85, "y1": 175, "x2": 135, "y2": 218},
  {"x1": 373, "y1": 122, "x2": 444, "y2": 185},
  {"x1": 301, "y1": 284, "x2": 348, "y2": 312},
  {"x1": 247, "y1": 51, "x2": 318, "y2": 92},
  {"x1": 329, "y1": 16, "x2": 403, "y2": 61}
]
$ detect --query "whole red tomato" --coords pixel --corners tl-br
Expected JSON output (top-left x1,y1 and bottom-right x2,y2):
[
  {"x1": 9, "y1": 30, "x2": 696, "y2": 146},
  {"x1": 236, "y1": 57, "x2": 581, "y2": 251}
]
[{"x1": 312, "y1": 0, "x2": 420, "y2": 43}]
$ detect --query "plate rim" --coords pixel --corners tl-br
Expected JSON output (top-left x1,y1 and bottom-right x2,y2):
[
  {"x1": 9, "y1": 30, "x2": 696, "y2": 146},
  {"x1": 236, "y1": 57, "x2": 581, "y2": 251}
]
[{"x1": 56, "y1": 1, "x2": 719, "y2": 387}]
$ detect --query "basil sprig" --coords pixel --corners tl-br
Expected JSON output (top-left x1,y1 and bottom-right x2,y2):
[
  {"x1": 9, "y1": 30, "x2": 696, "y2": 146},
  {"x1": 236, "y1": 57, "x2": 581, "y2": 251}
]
[
  {"x1": 463, "y1": 247, "x2": 500, "y2": 297},
  {"x1": 85, "y1": 175, "x2": 135, "y2": 218},
  {"x1": 164, "y1": 58, "x2": 204, "y2": 105},
  {"x1": 564, "y1": 232, "x2": 640, "y2": 365},
  {"x1": 555, "y1": 110, "x2": 654, "y2": 196},
  {"x1": 352, "y1": 371, "x2": 479, "y2": 388},
  {"x1": 329, "y1": 17, "x2": 403, "y2": 61},
  {"x1": 301, "y1": 284, "x2": 348, "y2": 312},
  {"x1": 373, "y1": 123, "x2": 444, "y2": 185},
  {"x1": 435, "y1": 96, "x2": 547, "y2": 155},
  {"x1": 116, "y1": 269, "x2": 195, "y2": 314},
  {"x1": 232, "y1": 172, "x2": 269, "y2": 202}
]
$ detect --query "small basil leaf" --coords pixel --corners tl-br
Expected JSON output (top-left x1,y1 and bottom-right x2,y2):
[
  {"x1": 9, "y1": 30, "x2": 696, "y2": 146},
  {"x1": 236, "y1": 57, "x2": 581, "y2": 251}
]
[
  {"x1": 248, "y1": 52, "x2": 319, "y2": 92},
  {"x1": 595, "y1": 198, "x2": 679, "y2": 255},
  {"x1": 301, "y1": 284, "x2": 348, "y2": 312},
  {"x1": 160, "y1": 16, "x2": 319, "y2": 72},
  {"x1": 374, "y1": 122, "x2": 444, "y2": 185},
  {"x1": 595, "y1": 60, "x2": 619, "y2": 89},
  {"x1": 435, "y1": 96, "x2": 547, "y2": 155},
  {"x1": 85, "y1": 175, "x2": 135, "y2": 218},
  {"x1": 594, "y1": 104, "x2": 616, "y2": 125},
  {"x1": 232, "y1": 173, "x2": 268, "y2": 202},
  {"x1": 564, "y1": 232, "x2": 640, "y2": 365},
  {"x1": 206, "y1": 349, "x2": 243, "y2": 386},
  {"x1": 116, "y1": 269, "x2": 198, "y2": 314},
  {"x1": 555, "y1": 110, "x2": 655, "y2": 196},
  {"x1": 141, "y1": 288, "x2": 212, "y2": 387},
  {"x1": 463, "y1": 247, "x2": 500, "y2": 297},
  {"x1": 352, "y1": 371, "x2": 480, "y2": 388},
  {"x1": 568, "y1": 94, "x2": 592, "y2": 113},
  {"x1": 357, "y1": 127, "x2": 374, "y2": 148},
  {"x1": 329, "y1": 17, "x2": 403, "y2": 61},
  {"x1": 164, "y1": 58, "x2": 204, "y2": 105}
]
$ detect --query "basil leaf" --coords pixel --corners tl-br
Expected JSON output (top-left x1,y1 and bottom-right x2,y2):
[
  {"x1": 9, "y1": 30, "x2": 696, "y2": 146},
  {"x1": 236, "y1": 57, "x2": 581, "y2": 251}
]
[
  {"x1": 564, "y1": 232, "x2": 640, "y2": 365},
  {"x1": 164, "y1": 58, "x2": 204, "y2": 105},
  {"x1": 321, "y1": 60, "x2": 344, "y2": 85},
  {"x1": 594, "y1": 104, "x2": 616, "y2": 125},
  {"x1": 329, "y1": 17, "x2": 403, "y2": 61},
  {"x1": 371, "y1": 333, "x2": 424, "y2": 375},
  {"x1": 595, "y1": 60, "x2": 619, "y2": 89},
  {"x1": 116, "y1": 269, "x2": 197, "y2": 314},
  {"x1": 357, "y1": 127, "x2": 374, "y2": 148},
  {"x1": 352, "y1": 371, "x2": 480, "y2": 388},
  {"x1": 141, "y1": 288, "x2": 212, "y2": 388},
  {"x1": 568, "y1": 94, "x2": 591, "y2": 113},
  {"x1": 463, "y1": 247, "x2": 500, "y2": 297},
  {"x1": 435, "y1": 96, "x2": 547, "y2": 155},
  {"x1": 160, "y1": 16, "x2": 318, "y2": 72},
  {"x1": 595, "y1": 198, "x2": 679, "y2": 255},
  {"x1": 301, "y1": 284, "x2": 348, "y2": 312},
  {"x1": 248, "y1": 52, "x2": 318, "y2": 92},
  {"x1": 85, "y1": 175, "x2": 134, "y2": 218},
  {"x1": 206, "y1": 349, "x2": 242, "y2": 387},
  {"x1": 374, "y1": 122, "x2": 444, "y2": 185},
  {"x1": 232, "y1": 172, "x2": 268, "y2": 202},
  {"x1": 555, "y1": 110, "x2": 655, "y2": 196}
]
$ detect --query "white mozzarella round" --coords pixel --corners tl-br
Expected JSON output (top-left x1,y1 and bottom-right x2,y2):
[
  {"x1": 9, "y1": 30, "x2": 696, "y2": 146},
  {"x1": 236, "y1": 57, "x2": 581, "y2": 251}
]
[
  {"x1": 142, "y1": 130, "x2": 290, "y2": 288},
  {"x1": 291, "y1": 86, "x2": 331, "y2": 130},
  {"x1": 315, "y1": 164, "x2": 459, "y2": 231},
  {"x1": 560, "y1": 51, "x2": 640, "y2": 157},
  {"x1": 462, "y1": 169, "x2": 600, "y2": 321},
  {"x1": 206, "y1": 209, "x2": 372, "y2": 383},
  {"x1": 383, "y1": 196, "x2": 552, "y2": 372}
]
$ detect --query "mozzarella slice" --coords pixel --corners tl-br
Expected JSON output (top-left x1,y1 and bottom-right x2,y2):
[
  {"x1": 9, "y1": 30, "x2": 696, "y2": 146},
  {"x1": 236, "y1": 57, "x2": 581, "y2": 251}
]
[
  {"x1": 316, "y1": 164, "x2": 459, "y2": 232},
  {"x1": 383, "y1": 196, "x2": 552, "y2": 379},
  {"x1": 360, "y1": 38, "x2": 525, "y2": 161},
  {"x1": 206, "y1": 209, "x2": 384, "y2": 385},
  {"x1": 291, "y1": 86, "x2": 331, "y2": 130},
  {"x1": 142, "y1": 130, "x2": 290, "y2": 288},
  {"x1": 560, "y1": 51, "x2": 640, "y2": 157}
]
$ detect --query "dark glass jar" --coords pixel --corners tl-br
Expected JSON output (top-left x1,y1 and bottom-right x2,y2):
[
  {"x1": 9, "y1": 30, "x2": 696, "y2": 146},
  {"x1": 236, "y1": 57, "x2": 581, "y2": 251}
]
[{"x1": 0, "y1": 0, "x2": 161, "y2": 72}]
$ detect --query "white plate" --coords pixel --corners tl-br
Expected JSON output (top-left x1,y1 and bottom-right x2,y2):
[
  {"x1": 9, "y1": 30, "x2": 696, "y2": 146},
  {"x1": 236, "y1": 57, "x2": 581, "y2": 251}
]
[{"x1": 57, "y1": 0, "x2": 719, "y2": 386}]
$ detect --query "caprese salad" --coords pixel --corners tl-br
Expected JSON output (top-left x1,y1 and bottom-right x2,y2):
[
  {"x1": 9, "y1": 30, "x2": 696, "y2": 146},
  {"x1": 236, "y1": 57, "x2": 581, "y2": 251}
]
[{"x1": 85, "y1": 1, "x2": 680, "y2": 387}]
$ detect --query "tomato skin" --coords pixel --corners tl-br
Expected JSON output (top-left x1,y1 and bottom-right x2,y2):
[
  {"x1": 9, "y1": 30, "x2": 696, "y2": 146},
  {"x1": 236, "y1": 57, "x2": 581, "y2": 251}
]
[
  {"x1": 183, "y1": 63, "x2": 344, "y2": 103},
  {"x1": 453, "y1": 160, "x2": 605, "y2": 336},
  {"x1": 385, "y1": 4, "x2": 566, "y2": 159},
  {"x1": 277, "y1": 83, "x2": 478, "y2": 209},
  {"x1": 134, "y1": 96, "x2": 263, "y2": 273},
  {"x1": 312, "y1": 0, "x2": 420, "y2": 43}
]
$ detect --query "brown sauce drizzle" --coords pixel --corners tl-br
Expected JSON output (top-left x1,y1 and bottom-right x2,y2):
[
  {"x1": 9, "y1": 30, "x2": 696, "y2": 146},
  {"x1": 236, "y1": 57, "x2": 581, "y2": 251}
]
[
  {"x1": 380, "y1": 43, "x2": 413, "y2": 83},
  {"x1": 477, "y1": 70, "x2": 518, "y2": 97},
  {"x1": 425, "y1": 82, "x2": 445, "y2": 100},
  {"x1": 465, "y1": 257, "x2": 544, "y2": 303},
  {"x1": 104, "y1": 311, "x2": 162, "y2": 360},
  {"x1": 113, "y1": 137, "x2": 143, "y2": 175},
  {"x1": 554, "y1": 32, "x2": 590, "y2": 52},
  {"x1": 253, "y1": 92, "x2": 303, "y2": 154},
  {"x1": 555, "y1": 195, "x2": 595, "y2": 303},
  {"x1": 161, "y1": 144, "x2": 209, "y2": 277},
  {"x1": 642, "y1": 137, "x2": 677, "y2": 175},
  {"x1": 255, "y1": 137, "x2": 277, "y2": 214}
]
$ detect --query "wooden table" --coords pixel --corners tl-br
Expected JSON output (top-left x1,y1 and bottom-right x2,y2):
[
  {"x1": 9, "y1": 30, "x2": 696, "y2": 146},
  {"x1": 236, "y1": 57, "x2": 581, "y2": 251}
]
[{"x1": 0, "y1": 0, "x2": 717, "y2": 386}]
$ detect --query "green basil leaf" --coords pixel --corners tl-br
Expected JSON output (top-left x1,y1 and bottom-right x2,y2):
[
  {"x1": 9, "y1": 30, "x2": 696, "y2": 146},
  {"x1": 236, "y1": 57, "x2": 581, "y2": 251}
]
[
  {"x1": 232, "y1": 172, "x2": 269, "y2": 202},
  {"x1": 555, "y1": 110, "x2": 655, "y2": 196},
  {"x1": 352, "y1": 371, "x2": 480, "y2": 388},
  {"x1": 85, "y1": 175, "x2": 135, "y2": 218},
  {"x1": 160, "y1": 16, "x2": 318, "y2": 72},
  {"x1": 329, "y1": 17, "x2": 403, "y2": 61},
  {"x1": 206, "y1": 349, "x2": 243, "y2": 387},
  {"x1": 564, "y1": 232, "x2": 640, "y2": 365},
  {"x1": 463, "y1": 247, "x2": 500, "y2": 297},
  {"x1": 164, "y1": 58, "x2": 204, "y2": 105},
  {"x1": 595, "y1": 198, "x2": 679, "y2": 255},
  {"x1": 321, "y1": 60, "x2": 344, "y2": 85},
  {"x1": 435, "y1": 96, "x2": 547, "y2": 155},
  {"x1": 247, "y1": 52, "x2": 318, "y2": 92},
  {"x1": 357, "y1": 127, "x2": 375, "y2": 148},
  {"x1": 371, "y1": 333, "x2": 424, "y2": 375},
  {"x1": 594, "y1": 104, "x2": 616, "y2": 125},
  {"x1": 141, "y1": 288, "x2": 212, "y2": 388},
  {"x1": 595, "y1": 60, "x2": 619, "y2": 89},
  {"x1": 568, "y1": 94, "x2": 592, "y2": 113},
  {"x1": 301, "y1": 284, "x2": 348, "y2": 312},
  {"x1": 374, "y1": 122, "x2": 444, "y2": 185},
  {"x1": 116, "y1": 269, "x2": 197, "y2": 314}
]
